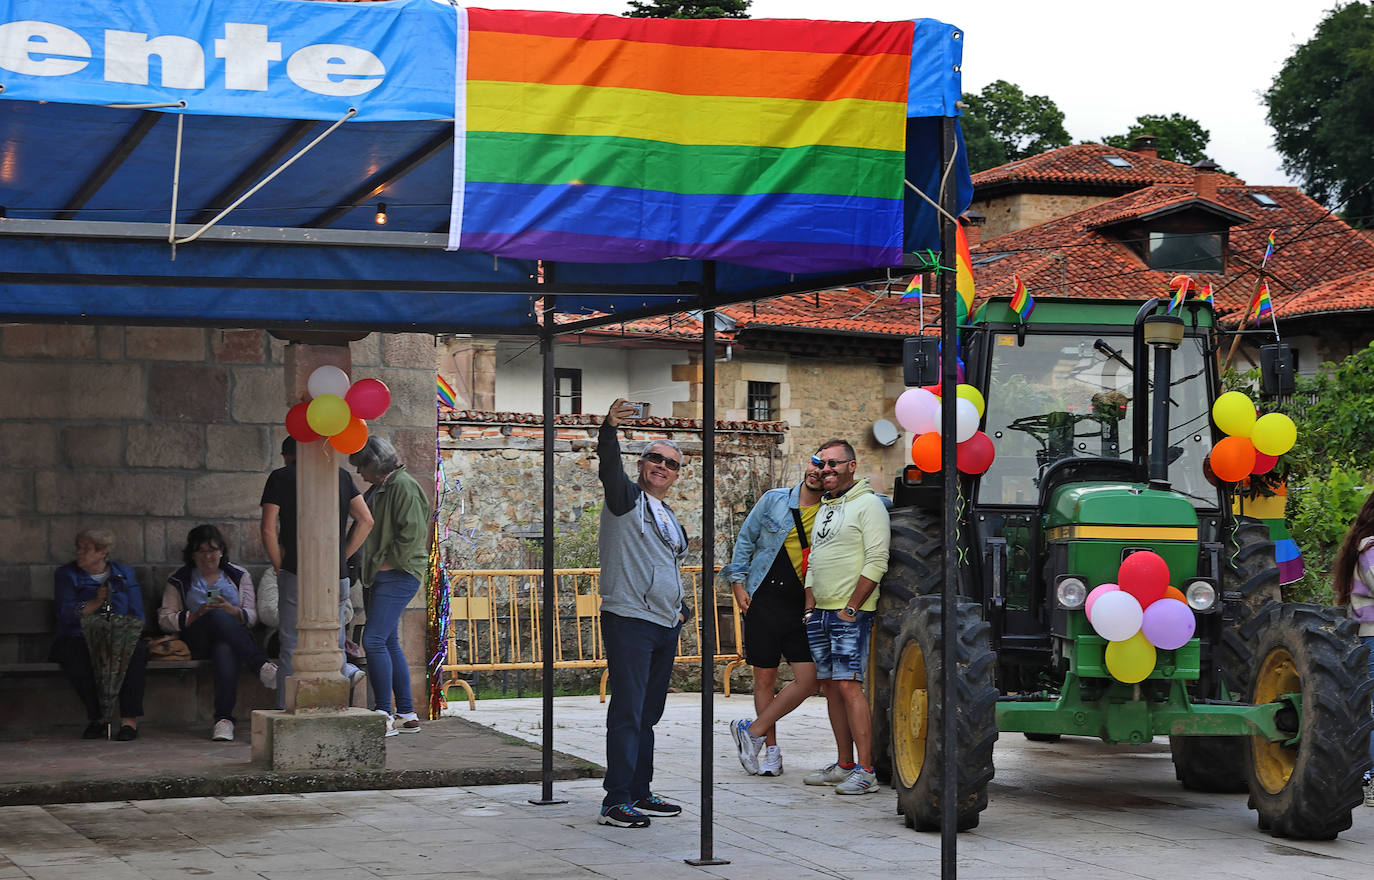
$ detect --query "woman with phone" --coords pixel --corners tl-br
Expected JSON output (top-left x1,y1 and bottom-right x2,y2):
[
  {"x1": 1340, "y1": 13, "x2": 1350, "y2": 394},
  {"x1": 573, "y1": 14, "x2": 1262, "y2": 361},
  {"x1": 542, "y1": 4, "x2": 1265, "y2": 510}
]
[{"x1": 158, "y1": 524, "x2": 277, "y2": 741}]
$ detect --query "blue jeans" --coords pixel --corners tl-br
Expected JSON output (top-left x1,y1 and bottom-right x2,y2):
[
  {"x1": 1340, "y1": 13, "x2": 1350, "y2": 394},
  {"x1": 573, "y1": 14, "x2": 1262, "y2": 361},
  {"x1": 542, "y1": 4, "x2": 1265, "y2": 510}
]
[
  {"x1": 275, "y1": 571, "x2": 360, "y2": 710},
  {"x1": 183, "y1": 608, "x2": 268, "y2": 723},
  {"x1": 1363, "y1": 635, "x2": 1374, "y2": 776},
  {"x1": 805, "y1": 609, "x2": 874, "y2": 681},
  {"x1": 601, "y1": 611, "x2": 681, "y2": 808},
  {"x1": 363, "y1": 570, "x2": 419, "y2": 716}
]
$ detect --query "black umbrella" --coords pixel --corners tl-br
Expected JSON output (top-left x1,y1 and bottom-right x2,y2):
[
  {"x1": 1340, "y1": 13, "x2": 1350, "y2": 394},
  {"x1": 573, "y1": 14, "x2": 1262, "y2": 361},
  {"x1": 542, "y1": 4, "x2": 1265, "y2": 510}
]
[{"x1": 82, "y1": 603, "x2": 144, "y2": 738}]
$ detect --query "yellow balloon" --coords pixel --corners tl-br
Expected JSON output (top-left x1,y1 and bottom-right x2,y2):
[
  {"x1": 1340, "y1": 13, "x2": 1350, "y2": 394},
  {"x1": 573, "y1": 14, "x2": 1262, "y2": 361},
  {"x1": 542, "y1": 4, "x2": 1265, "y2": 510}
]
[
  {"x1": 956, "y1": 384, "x2": 985, "y2": 419},
  {"x1": 1251, "y1": 412, "x2": 1296, "y2": 457},
  {"x1": 1212, "y1": 391, "x2": 1256, "y2": 437},
  {"x1": 306, "y1": 394, "x2": 351, "y2": 437},
  {"x1": 1104, "y1": 631, "x2": 1157, "y2": 684}
]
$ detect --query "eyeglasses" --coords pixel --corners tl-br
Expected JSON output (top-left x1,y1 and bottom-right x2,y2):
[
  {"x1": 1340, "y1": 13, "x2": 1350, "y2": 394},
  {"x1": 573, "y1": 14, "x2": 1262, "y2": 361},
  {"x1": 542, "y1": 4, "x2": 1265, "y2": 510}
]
[
  {"x1": 642, "y1": 451, "x2": 681, "y2": 471},
  {"x1": 811, "y1": 455, "x2": 854, "y2": 470}
]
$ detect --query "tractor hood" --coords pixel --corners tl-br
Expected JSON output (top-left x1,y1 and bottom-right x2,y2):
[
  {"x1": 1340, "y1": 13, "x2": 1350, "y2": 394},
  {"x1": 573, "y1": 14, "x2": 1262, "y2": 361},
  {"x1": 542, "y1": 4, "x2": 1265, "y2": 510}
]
[{"x1": 1045, "y1": 483, "x2": 1200, "y2": 584}]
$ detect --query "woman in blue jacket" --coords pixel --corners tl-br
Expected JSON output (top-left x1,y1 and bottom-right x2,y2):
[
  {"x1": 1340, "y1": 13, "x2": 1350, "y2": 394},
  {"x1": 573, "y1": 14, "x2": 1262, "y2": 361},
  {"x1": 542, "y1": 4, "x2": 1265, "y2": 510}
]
[{"x1": 51, "y1": 528, "x2": 148, "y2": 741}]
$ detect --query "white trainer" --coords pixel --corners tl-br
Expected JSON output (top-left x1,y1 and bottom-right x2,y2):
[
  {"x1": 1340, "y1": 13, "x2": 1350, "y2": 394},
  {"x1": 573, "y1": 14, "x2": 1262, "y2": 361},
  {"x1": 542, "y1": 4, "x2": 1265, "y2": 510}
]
[
  {"x1": 258, "y1": 661, "x2": 279, "y2": 689},
  {"x1": 211, "y1": 719, "x2": 234, "y2": 742},
  {"x1": 759, "y1": 745, "x2": 783, "y2": 777}
]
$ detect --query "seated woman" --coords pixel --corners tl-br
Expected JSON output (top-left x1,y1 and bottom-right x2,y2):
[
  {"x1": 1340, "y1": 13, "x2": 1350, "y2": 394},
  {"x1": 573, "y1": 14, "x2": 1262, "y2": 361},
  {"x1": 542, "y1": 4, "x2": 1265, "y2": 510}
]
[
  {"x1": 158, "y1": 524, "x2": 277, "y2": 742},
  {"x1": 51, "y1": 529, "x2": 148, "y2": 741}
]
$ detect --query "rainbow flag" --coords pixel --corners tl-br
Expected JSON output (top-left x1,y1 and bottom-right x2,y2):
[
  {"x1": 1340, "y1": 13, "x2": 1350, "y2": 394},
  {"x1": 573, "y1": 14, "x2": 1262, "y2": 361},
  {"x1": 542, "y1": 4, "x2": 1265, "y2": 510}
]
[
  {"x1": 1010, "y1": 274, "x2": 1034, "y2": 321},
  {"x1": 1197, "y1": 282, "x2": 1213, "y2": 305},
  {"x1": 954, "y1": 223, "x2": 976, "y2": 322},
  {"x1": 1167, "y1": 274, "x2": 1191, "y2": 313},
  {"x1": 437, "y1": 374, "x2": 458, "y2": 409},
  {"x1": 453, "y1": 11, "x2": 914, "y2": 273},
  {"x1": 1234, "y1": 487, "x2": 1305, "y2": 585},
  {"x1": 1262, "y1": 229, "x2": 1276, "y2": 267},
  {"x1": 1250, "y1": 282, "x2": 1273, "y2": 324},
  {"x1": 901, "y1": 274, "x2": 923, "y2": 303}
]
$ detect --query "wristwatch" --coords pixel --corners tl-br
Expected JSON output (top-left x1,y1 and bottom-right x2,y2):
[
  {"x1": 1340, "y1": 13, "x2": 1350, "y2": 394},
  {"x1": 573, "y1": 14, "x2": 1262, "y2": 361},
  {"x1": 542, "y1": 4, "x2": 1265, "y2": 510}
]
[{"x1": 844, "y1": 605, "x2": 858, "y2": 616}]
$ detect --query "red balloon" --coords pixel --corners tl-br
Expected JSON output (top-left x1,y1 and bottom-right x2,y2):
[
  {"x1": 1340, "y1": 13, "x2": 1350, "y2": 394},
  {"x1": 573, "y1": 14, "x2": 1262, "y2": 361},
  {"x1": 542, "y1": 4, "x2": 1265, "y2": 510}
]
[
  {"x1": 285, "y1": 401, "x2": 321, "y2": 442},
  {"x1": 1252, "y1": 452, "x2": 1278, "y2": 475},
  {"x1": 922, "y1": 383, "x2": 942, "y2": 397},
  {"x1": 912, "y1": 432, "x2": 942, "y2": 473},
  {"x1": 956, "y1": 431, "x2": 996, "y2": 475},
  {"x1": 1118, "y1": 551, "x2": 1169, "y2": 609},
  {"x1": 1210, "y1": 435, "x2": 1257, "y2": 483},
  {"x1": 345, "y1": 378, "x2": 391, "y2": 420}
]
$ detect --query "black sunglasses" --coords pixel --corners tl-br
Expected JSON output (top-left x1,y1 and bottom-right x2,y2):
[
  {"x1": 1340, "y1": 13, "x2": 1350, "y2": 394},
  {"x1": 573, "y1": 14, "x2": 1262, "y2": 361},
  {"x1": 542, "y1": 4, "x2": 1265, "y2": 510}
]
[
  {"x1": 811, "y1": 455, "x2": 854, "y2": 470},
  {"x1": 643, "y1": 451, "x2": 681, "y2": 471}
]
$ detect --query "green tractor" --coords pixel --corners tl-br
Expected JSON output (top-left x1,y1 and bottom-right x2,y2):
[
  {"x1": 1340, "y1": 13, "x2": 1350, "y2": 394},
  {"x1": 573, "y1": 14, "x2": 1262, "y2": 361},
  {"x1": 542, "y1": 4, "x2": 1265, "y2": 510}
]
[{"x1": 873, "y1": 296, "x2": 1374, "y2": 840}]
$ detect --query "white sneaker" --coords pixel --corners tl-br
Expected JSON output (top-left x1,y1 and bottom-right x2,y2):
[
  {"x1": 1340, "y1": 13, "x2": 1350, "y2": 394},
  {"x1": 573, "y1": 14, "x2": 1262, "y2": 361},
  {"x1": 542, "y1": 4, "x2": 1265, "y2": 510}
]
[
  {"x1": 258, "y1": 661, "x2": 279, "y2": 689},
  {"x1": 392, "y1": 713, "x2": 421, "y2": 734},
  {"x1": 376, "y1": 709, "x2": 397, "y2": 738},
  {"x1": 729, "y1": 718, "x2": 764, "y2": 774},
  {"x1": 211, "y1": 719, "x2": 234, "y2": 742},
  {"x1": 1364, "y1": 777, "x2": 1374, "y2": 808},
  {"x1": 759, "y1": 745, "x2": 783, "y2": 777}
]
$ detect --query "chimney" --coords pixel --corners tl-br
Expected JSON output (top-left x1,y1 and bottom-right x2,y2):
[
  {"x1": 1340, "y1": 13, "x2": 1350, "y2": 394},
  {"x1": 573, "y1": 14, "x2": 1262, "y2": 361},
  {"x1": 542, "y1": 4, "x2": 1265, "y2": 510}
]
[
  {"x1": 962, "y1": 209, "x2": 985, "y2": 247},
  {"x1": 1130, "y1": 135, "x2": 1158, "y2": 159},
  {"x1": 1192, "y1": 160, "x2": 1223, "y2": 200}
]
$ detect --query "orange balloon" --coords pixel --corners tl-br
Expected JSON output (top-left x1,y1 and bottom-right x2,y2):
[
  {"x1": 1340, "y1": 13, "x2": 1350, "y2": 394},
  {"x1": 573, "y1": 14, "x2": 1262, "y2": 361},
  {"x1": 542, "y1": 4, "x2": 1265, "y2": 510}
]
[
  {"x1": 1209, "y1": 435, "x2": 1256, "y2": 483},
  {"x1": 328, "y1": 417, "x2": 369, "y2": 455},
  {"x1": 1164, "y1": 586, "x2": 1186, "y2": 604},
  {"x1": 912, "y1": 432, "x2": 942, "y2": 473}
]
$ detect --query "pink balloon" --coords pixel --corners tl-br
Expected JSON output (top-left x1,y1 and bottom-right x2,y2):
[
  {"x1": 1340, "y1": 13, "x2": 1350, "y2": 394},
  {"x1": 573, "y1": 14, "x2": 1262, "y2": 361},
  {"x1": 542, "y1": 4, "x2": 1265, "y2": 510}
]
[
  {"x1": 345, "y1": 378, "x2": 391, "y2": 420},
  {"x1": 1141, "y1": 597, "x2": 1195, "y2": 650},
  {"x1": 956, "y1": 431, "x2": 995, "y2": 475},
  {"x1": 1118, "y1": 551, "x2": 1169, "y2": 609},
  {"x1": 1084, "y1": 583, "x2": 1120, "y2": 622},
  {"x1": 895, "y1": 387, "x2": 940, "y2": 435}
]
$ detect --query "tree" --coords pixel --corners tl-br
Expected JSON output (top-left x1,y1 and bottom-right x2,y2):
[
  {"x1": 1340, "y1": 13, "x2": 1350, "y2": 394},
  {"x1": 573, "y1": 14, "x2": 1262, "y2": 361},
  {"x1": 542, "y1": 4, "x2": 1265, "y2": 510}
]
[
  {"x1": 960, "y1": 80, "x2": 1070, "y2": 171},
  {"x1": 959, "y1": 111, "x2": 1007, "y2": 174},
  {"x1": 1101, "y1": 113, "x2": 1217, "y2": 166},
  {"x1": 625, "y1": 0, "x2": 750, "y2": 17},
  {"x1": 1265, "y1": 2, "x2": 1374, "y2": 224}
]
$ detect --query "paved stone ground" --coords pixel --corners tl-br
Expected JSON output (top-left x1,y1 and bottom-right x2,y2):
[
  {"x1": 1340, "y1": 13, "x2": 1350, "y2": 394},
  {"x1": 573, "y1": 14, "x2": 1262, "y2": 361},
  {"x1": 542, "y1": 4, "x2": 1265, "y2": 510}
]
[{"x1": 0, "y1": 693, "x2": 1369, "y2": 879}]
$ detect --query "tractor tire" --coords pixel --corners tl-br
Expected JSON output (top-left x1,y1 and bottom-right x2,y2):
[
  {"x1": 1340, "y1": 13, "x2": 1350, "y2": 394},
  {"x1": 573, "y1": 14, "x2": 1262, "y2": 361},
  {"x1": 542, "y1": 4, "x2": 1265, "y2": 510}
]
[
  {"x1": 1023, "y1": 733, "x2": 1061, "y2": 742},
  {"x1": 1171, "y1": 516, "x2": 1283, "y2": 793},
  {"x1": 1241, "y1": 603, "x2": 1374, "y2": 840},
  {"x1": 891, "y1": 596, "x2": 998, "y2": 832},
  {"x1": 871, "y1": 508, "x2": 946, "y2": 784}
]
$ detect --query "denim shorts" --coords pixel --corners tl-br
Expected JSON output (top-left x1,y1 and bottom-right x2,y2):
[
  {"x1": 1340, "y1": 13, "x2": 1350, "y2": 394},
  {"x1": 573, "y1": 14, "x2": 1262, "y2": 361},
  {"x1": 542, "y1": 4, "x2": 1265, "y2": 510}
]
[{"x1": 805, "y1": 609, "x2": 873, "y2": 681}]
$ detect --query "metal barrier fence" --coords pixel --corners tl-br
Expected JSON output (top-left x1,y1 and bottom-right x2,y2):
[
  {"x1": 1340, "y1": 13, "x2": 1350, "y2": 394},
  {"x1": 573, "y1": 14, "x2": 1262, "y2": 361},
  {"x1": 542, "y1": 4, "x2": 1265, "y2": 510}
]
[{"x1": 440, "y1": 566, "x2": 746, "y2": 708}]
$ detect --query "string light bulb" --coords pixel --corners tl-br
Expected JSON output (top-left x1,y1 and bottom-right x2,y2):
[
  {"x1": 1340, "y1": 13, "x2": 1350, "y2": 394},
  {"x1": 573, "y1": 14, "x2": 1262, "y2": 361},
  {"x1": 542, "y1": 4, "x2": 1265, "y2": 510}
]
[{"x1": 375, "y1": 202, "x2": 387, "y2": 225}]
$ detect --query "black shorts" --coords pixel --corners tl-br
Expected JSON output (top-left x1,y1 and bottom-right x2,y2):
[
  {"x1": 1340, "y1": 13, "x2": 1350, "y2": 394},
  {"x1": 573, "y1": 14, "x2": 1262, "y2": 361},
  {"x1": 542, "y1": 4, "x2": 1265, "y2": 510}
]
[{"x1": 742, "y1": 563, "x2": 813, "y2": 668}]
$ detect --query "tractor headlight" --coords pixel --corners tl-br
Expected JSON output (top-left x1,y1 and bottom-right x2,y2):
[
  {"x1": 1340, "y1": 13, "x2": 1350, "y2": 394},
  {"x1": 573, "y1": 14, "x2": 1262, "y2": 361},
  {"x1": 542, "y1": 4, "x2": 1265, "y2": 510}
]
[
  {"x1": 1056, "y1": 576, "x2": 1088, "y2": 610},
  {"x1": 1185, "y1": 579, "x2": 1217, "y2": 611}
]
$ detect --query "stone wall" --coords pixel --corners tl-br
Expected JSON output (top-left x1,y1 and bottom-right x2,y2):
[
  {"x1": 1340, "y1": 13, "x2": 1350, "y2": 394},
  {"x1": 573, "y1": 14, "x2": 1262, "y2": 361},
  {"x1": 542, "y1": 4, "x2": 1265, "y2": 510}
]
[
  {"x1": 0, "y1": 324, "x2": 437, "y2": 664},
  {"x1": 976, "y1": 193, "x2": 1113, "y2": 240}
]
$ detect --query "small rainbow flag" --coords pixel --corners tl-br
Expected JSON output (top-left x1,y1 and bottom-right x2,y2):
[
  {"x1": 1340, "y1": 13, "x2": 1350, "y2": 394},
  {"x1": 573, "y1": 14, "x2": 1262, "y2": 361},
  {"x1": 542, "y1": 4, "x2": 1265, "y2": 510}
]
[
  {"x1": 437, "y1": 374, "x2": 458, "y2": 409},
  {"x1": 1249, "y1": 282, "x2": 1273, "y2": 324},
  {"x1": 1010, "y1": 274, "x2": 1034, "y2": 322},
  {"x1": 1167, "y1": 274, "x2": 1192, "y2": 313},
  {"x1": 901, "y1": 273, "x2": 922, "y2": 303},
  {"x1": 1197, "y1": 282, "x2": 1213, "y2": 305},
  {"x1": 1262, "y1": 229, "x2": 1276, "y2": 267},
  {"x1": 954, "y1": 223, "x2": 976, "y2": 322}
]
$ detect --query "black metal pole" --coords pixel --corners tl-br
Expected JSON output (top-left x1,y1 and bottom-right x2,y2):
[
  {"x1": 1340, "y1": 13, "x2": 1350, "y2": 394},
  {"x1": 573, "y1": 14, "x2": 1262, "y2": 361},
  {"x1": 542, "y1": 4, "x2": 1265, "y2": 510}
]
[
  {"x1": 938, "y1": 115, "x2": 959, "y2": 880},
  {"x1": 687, "y1": 274, "x2": 728, "y2": 867},
  {"x1": 531, "y1": 293, "x2": 565, "y2": 806}
]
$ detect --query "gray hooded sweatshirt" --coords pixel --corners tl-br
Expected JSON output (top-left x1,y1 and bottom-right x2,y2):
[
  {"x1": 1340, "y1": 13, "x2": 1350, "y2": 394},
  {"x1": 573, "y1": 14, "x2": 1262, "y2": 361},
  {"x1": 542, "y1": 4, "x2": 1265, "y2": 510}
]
[{"x1": 597, "y1": 422, "x2": 689, "y2": 628}]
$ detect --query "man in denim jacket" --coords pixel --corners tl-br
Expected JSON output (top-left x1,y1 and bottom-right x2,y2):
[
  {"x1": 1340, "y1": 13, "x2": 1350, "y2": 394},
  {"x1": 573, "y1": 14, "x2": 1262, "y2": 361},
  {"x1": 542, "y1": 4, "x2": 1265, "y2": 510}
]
[{"x1": 725, "y1": 455, "x2": 824, "y2": 776}]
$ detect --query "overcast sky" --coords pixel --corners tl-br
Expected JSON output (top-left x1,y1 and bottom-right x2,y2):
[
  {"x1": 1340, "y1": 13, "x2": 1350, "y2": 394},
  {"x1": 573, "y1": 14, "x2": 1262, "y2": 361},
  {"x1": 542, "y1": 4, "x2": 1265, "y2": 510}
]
[{"x1": 471, "y1": 0, "x2": 1336, "y2": 188}]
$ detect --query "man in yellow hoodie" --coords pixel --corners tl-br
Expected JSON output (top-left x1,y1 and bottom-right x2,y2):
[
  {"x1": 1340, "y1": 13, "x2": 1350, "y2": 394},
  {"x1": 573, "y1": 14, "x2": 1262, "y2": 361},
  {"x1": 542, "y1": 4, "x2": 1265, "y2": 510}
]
[{"x1": 801, "y1": 439, "x2": 890, "y2": 795}]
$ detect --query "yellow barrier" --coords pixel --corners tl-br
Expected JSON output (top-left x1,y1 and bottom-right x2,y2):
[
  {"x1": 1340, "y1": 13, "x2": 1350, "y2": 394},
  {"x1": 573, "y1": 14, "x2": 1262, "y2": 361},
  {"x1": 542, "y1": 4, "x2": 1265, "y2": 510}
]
[{"x1": 440, "y1": 566, "x2": 747, "y2": 709}]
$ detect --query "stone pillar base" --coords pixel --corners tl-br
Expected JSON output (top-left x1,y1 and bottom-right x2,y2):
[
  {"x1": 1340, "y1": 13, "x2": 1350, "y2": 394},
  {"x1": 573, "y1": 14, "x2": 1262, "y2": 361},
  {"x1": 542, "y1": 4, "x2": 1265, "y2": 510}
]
[{"x1": 250, "y1": 708, "x2": 386, "y2": 771}]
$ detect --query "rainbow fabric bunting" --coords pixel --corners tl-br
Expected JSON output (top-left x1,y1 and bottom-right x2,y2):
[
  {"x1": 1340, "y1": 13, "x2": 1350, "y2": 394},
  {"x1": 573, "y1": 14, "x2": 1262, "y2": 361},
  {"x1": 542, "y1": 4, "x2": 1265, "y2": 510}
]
[
  {"x1": 1197, "y1": 282, "x2": 1214, "y2": 305},
  {"x1": 453, "y1": 10, "x2": 914, "y2": 273},
  {"x1": 954, "y1": 223, "x2": 977, "y2": 322},
  {"x1": 1010, "y1": 274, "x2": 1034, "y2": 322},
  {"x1": 1234, "y1": 487, "x2": 1305, "y2": 585},
  {"x1": 1167, "y1": 274, "x2": 1192, "y2": 313},
  {"x1": 437, "y1": 374, "x2": 458, "y2": 409},
  {"x1": 901, "y1": 274, "x2": 923, "y2": 303}
]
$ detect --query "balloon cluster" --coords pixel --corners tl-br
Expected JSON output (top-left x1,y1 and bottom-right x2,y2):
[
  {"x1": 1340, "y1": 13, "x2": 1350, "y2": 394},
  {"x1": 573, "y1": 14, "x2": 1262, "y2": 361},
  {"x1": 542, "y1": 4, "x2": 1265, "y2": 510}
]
[
  {"x1": 1084, "y1": 551, "x2": 1194, "y2": 684},
  {"x1": 1207, "y1": 392, "x2": 1296, "y2": 483},
  {"x1": 894, "y1": 382, "x2": 996, "y2": 475},
  {"x1": 285, "y1": 366, "x2": 391, "y2": 455}
]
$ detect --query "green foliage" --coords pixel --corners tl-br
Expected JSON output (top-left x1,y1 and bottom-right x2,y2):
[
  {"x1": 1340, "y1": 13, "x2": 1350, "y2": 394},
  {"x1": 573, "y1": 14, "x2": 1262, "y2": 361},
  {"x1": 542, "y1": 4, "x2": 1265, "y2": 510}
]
[
  {"x1": 1287, "y1": 464, "x2": 1373, "y2": 604},
  {"x1": 625, "y1": 0, "x2": 750, "y2": 17},
  {"x1": 1264, "y1": 3, "x2": 1374, "y2": 224},
  {"x1": 960, "y1": 111, "x2": 1007, "y2": 173},
  {"x1": 553, "y1": 503, "x2": 602, "y2": 569},
  {"x1": 961, "y1": 80, "x2": 1070, "y2": 169},
  {"x1": 1100, "y1": 113, "x2": 1225, "y2": 169}
]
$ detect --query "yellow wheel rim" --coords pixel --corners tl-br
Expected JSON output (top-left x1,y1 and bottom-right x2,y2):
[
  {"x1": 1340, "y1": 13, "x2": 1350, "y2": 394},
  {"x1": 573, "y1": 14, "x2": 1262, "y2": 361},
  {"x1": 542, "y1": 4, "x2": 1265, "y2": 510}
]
[
  {"x1": 1251, "y1": 646, "x2": 1299, "y2": 794},
  {"x1": 892, "y1": 637, "x2": 929, "y2": 788}
]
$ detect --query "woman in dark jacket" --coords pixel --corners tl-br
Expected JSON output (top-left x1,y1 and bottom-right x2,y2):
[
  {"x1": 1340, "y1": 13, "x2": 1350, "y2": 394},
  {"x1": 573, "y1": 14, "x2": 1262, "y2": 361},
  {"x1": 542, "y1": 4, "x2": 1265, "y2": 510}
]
[
  {"x1": 158, "y1": 524, "x2": 276, "y2": 742},
  {"x1": 52, "y1": 528, "x2": 148, "y2": 741}
]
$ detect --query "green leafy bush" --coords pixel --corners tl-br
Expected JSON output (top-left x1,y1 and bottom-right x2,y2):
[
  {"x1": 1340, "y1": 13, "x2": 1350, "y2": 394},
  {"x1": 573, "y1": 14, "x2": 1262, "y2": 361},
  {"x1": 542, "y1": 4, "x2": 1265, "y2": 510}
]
[{"x1": 1287, "y1": 464, "x2": 1373, "y2": 604}]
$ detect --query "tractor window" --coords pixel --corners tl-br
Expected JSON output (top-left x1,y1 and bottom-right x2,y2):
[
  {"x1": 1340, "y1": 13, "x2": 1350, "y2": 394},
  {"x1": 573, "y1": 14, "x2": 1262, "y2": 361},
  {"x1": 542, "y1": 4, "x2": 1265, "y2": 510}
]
[{"x1": 977, "y1": 331, "x2": 1217, "y2": 509}]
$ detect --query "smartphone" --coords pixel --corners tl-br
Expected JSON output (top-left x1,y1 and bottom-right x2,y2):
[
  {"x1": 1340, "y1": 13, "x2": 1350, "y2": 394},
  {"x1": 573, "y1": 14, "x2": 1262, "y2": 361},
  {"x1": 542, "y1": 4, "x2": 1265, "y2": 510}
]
[
  {"x1": 206, "y1": 588, "x2": 221, "y2": 601},
  {"x1": 626, "y1": 401, "x2": 651, "y2": 420}
]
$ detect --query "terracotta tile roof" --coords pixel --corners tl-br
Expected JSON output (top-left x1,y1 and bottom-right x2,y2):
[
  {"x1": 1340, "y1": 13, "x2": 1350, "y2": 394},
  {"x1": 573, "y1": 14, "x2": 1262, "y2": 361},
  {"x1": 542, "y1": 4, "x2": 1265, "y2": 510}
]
[
  {"x1": 1279, "y1": 267, "x2": 1374, "y2": 319},
  {"x1": 971, "y1": 144, "x2": 1237, "y2": 191}
]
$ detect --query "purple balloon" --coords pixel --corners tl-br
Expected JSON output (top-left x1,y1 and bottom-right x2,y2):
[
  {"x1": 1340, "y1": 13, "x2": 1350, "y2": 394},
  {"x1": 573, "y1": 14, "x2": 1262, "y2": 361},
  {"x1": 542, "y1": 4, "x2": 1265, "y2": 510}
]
[{"x1": 1141, "y1": 598, "x2": 1195, "y2": 650}]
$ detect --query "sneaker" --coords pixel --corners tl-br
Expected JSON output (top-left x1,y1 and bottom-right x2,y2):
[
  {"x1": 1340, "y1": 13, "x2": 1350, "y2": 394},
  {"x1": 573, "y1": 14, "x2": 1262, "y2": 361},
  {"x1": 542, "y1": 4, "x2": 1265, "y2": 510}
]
[
  {"x1": 729, "y1": 718, "x2": 764, "y2": 775},
  {"x1": 81, "y1": 721, "x2": 107, "y2": 740},
  {"x1": 597, "y1": 803, "x2": 650, "y2": 828},
  {"x1": 114, "y1": 724, "x2": 138, "y2": 742},
  {"x1": 211, "y1": 719, "x2": 234, "y2": 742},
  {"x1": 631, "y1": 794, "x2": 681, "y2": 817},
  {"x1": 375, "y1": 709, "x2": 397, "y2": 738},
  {"x1": 1364, "y1": 777, "x2": 1374, "y2": 808},
  {"x1": 258, "y1": 661, "x2": 279, "y2": 689},
  {"x1": 834, "y1": 766, "x2": 880, "y2": 795},
  {"x1": 392, "y1": 713, "x2": 421, "y2": 734},
  {"x1": 759, "y1": 745, "x2": 783, "y2": 777},
  {"x1": 803, "y1": 762, "x2": 854, "y2": 786}
]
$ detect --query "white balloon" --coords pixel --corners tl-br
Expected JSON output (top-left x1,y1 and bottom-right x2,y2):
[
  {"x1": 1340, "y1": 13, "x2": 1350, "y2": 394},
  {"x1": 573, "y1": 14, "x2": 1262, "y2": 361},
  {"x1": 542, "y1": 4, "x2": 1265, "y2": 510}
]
[
  {"x1": 954, "y1": 397, "x2": 980, "y2": 443},
  {"x1": 895, "y1": 388, "x2": 939, "y2": 434},
  {"x1": 307, "y1": 365, "x2": 350, "y2": 399},
  {"x1": 1089, "y1": 591, "x2": 1144, "y2": 642}
]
